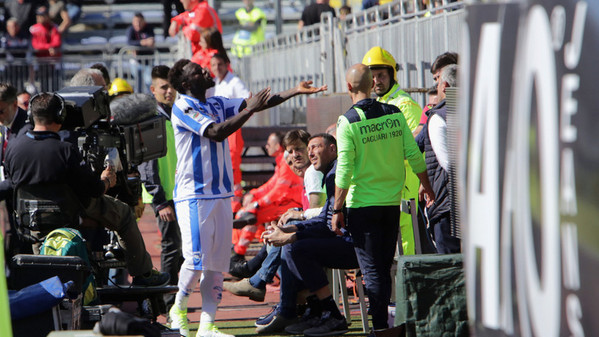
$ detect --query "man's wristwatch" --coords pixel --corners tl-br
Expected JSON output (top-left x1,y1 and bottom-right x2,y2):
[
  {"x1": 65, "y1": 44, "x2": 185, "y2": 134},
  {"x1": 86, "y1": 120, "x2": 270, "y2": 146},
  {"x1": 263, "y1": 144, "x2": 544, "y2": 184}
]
[
  {"x1": 253, "y1": 201, "x2": 259, "y2": 209},
  {"x1": 332, "y1": 208, "x2": 343, "y2": 214}
]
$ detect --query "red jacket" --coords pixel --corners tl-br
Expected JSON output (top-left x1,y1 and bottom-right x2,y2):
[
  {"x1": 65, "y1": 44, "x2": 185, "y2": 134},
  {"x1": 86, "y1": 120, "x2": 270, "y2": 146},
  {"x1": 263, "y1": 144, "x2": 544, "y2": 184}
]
[
  {"x1": 250, "y1": 153, "x2": 303, "y2": 209},
  {"x1": 171, "y1": 1, "x2": 222, "y2": 55},
  {"x1": 30, "y1": 22, "x2": 61, "y2": 57}
]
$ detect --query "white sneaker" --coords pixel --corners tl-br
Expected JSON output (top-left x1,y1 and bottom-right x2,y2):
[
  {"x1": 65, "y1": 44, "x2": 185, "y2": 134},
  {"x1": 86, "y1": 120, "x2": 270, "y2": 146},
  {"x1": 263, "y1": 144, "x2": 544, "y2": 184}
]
[
  {"x1": 197, "y1": 322, "x2": 235, "y2": 337},
  {"x1": 169, "y1": 305, "x2": 189, "y2": 337}
]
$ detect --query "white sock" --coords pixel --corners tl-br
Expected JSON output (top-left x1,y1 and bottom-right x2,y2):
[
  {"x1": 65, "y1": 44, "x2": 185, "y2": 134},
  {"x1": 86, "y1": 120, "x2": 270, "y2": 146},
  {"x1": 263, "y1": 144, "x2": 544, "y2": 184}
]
[
  {"x1": 174, "y1": 267, "x2": 202, "y2": 310},
  {"x1": 199, "y1": 269, "x2": 224, "y2": 325}
]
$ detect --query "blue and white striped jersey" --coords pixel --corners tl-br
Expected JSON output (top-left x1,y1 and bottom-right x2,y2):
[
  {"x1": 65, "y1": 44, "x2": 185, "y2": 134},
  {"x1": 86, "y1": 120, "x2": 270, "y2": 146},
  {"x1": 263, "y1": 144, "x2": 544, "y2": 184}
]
[{"x1": 171, "y1": 94, "x2": 245, "y2": 201}]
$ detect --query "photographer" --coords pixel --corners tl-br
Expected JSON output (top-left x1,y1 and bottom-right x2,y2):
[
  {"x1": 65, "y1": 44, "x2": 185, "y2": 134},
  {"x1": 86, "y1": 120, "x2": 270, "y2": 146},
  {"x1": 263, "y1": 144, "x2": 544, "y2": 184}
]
[{"x1": 4, "y1": 92, "x2": 170, "y2": 287}]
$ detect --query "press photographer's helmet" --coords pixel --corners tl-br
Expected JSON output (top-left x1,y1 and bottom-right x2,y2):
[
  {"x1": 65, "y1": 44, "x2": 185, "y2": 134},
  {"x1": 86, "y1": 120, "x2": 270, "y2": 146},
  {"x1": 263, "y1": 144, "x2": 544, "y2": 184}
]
[
  {"x1": 362, "y1": 46, "x2": 399, "y2": 82},
  {"x1": 108, "y1": 78, "x2": 133, "y2": 96}
]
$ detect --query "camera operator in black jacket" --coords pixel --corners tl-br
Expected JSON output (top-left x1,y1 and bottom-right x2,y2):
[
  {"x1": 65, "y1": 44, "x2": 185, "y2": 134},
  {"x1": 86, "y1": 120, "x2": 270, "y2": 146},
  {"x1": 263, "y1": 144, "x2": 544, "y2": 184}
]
[{"x1": 4, "y1": 92, "x2": 169, "y2": 287}]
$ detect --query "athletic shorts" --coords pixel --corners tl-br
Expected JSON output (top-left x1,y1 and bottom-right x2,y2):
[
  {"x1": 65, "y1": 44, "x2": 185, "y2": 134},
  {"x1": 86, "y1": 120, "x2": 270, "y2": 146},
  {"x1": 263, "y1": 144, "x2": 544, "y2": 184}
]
[{"x1": 175, "y1": 198, "x2": 233, "y2": 272}]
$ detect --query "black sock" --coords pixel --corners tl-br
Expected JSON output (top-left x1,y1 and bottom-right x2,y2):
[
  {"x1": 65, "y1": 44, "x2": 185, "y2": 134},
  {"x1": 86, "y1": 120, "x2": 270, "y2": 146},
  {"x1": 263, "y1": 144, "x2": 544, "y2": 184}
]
[
  {"x1": 320, "y1": 295, "x2": 344, "y2": 320},
  {"x1": 306, "y1": 295, "x2": 322, "y2": 317}
]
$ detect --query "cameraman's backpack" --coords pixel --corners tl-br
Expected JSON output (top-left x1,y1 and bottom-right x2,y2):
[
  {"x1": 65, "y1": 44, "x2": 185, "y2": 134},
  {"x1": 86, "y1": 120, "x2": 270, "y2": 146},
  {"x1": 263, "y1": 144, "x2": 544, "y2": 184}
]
[{"x1": 41, "y1": 228, "x2": 98, "y2": 305}]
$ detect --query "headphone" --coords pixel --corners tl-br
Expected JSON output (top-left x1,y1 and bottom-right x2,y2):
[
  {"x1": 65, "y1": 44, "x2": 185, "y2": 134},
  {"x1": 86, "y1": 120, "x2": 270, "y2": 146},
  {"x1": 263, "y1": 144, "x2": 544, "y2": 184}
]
[{"x1": 28, "y1": 92, "x2": 66, "y2": 124}]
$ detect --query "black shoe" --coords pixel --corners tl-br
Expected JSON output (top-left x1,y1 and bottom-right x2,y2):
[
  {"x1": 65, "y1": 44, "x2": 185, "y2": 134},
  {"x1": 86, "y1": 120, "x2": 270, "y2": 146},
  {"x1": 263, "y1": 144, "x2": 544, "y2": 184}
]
[
  {"x1": 285, "y1": 312, "x2": 321, "y2": 334},
  {"x1": 303, "y1": 311, "x2": 349, "y2": 337},
  {"x1": 229, "y1": 260, "x2": 252, "y2": 279},
  {"x1": 233, "y1": 212, "x2": 257, "y2": 228}
]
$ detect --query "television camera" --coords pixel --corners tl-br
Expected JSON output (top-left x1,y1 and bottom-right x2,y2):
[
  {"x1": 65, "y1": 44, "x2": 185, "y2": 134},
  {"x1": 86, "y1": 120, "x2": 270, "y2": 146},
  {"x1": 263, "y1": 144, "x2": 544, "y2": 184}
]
[{"x1": 57, "y1": 86, "x2": 167, "y2": 206}]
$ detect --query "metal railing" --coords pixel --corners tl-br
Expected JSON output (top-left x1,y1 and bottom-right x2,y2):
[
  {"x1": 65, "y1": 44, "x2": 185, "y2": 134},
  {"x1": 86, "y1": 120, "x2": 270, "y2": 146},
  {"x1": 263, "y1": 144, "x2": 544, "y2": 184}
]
[
  {"x1": 0, "y1": 40, "x2": 184, "y2": 94},
  {"x1": 236, "y1": 0, "x2": 466, "y2": 119},
  {"x1": 0, "y1": 1, "x2": 464, "y2": 112}
]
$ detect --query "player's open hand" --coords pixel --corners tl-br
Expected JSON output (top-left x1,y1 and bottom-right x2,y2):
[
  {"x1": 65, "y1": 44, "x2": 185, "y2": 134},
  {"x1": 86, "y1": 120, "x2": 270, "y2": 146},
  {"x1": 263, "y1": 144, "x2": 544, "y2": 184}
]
[{"x1": 296, "y1": 81, "x2": 327, "y2": 95}]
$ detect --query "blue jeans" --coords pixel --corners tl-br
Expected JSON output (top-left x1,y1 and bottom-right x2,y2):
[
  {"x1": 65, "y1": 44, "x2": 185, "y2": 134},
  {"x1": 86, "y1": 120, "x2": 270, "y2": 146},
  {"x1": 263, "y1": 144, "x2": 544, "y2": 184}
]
[
  {"x1": 256, "y1": 245, "x2": 281, "y2": 283},
  {"x1": 254, "y1": 219, "x2": 302, "y2": 283},
  {"x1": 65, "y1": 3, "x2": 82, "y2": 22}
]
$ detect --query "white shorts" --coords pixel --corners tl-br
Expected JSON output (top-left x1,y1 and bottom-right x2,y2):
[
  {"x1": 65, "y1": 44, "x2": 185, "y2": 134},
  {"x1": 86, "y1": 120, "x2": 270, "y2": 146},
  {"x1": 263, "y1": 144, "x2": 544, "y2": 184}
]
[{"x1": 175, "y1": 198, "x2": 232, "y2": 272}]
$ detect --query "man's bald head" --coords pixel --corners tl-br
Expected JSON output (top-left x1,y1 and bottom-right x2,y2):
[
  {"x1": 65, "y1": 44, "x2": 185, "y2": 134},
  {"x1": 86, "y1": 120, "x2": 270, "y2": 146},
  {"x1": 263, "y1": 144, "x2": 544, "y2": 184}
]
[{"x1": 346, "y1": 64, "x2": 373, "y2": 93}]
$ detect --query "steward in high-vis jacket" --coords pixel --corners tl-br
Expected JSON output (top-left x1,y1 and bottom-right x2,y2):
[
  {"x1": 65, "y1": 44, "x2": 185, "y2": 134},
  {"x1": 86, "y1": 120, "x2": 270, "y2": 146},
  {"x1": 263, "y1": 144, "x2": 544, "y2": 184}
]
[
  {"x1": 231, "y1": 0, "x2": 266, "y2": 57},
  {"x1": 362, "y1": 46, "x2": 423, "y2": 255},
  {"x1": 332, "y1": 64, "x2": 435, "y2": 331}
]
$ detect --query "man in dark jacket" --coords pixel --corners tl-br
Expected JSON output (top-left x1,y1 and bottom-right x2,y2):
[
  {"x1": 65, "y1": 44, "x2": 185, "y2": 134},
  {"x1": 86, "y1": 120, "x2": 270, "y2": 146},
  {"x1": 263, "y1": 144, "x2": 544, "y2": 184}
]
[
  {"x1": 0, "y1": 83, "x2": 32, "y2": 258},
  {"x1": 418, "y1": 64, "x2": 461, "y2": 253}
]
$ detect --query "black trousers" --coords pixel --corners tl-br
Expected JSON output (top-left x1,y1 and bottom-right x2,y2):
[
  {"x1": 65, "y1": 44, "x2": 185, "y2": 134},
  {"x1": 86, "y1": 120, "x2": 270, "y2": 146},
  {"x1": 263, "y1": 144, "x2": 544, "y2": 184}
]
[
  {"x1": 347, "y1": 205, "x2": 401, "y2": 330},
  {"x1": 430, "y1": 212, "x2": 461, "y2": 254},
  {"x1": 152, "y1": 201, "x2": 183, "y2": 306}
]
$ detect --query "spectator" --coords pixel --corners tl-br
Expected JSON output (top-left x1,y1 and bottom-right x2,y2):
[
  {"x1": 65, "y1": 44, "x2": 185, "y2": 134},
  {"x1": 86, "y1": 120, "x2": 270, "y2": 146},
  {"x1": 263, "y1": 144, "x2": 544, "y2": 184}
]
[
  {"x1": 255, "y1": 133, "x2": 357, "y2": 336},
  {"x1": 209, "y1": 53, "x2": 249, "y2": 212},
  {"x1": 339, "y1": 5, "x2": 351, "y2": 20},
  {"x1": 298, "y1": 0, "x2": 336, "y2": 29},
  {"x1": 331, "y1": 64, "x2": 434, "y2": 333},
  {"x1": 418, "y1": 64, "x2": 460, "y2": 254},
  {"x1": 231, "y1": 131, "x2": 304, "y2": 260},
  {"x1": 139, "y1": 65, "x2": 183, "y2": 311},
  {"x1": 1, "y1": 18, "x2": 30, "y2": 58},
  {"x1": 90, "y1": 63, "x2": 111, "y2": 91},
  {"x1": 30, "y1": 6, "x2": 61, "y2": 57},
  {"x1": 48, "y1": 0, "x2": 82, "y2": 34},
  {"x1": 4, "y1": 0, "x2": 44, "y2": 36},
  {"x1": 169, "y1": 0, "x2": 222, "y2": 57},
  {"x1": 231, "y1": 0, "x2": 266, "y2": 57},
  {"x1": 166, "y1": 58, "x2": 325, "y2": 337},
  {"x1": 16, "y1": 90, "x2": 31, "y2": 111},
  {"x1": 127, "y1": 12, "x2": 155, "y2": 52},
  {"x1": 161, "y1": 0, "x2": 184, "y2": 39},
  {"x1": 362, "y1": 46, "x2": 422, "y2": 256},
  {"x1": 362, "y1": 0, "x2": 379, "y2": 10},
  {"x1": 5, "y1": 92, "x2": 170, "y2": 287},
  {"x1": 191, "y1": 27, "x2": 228, "y2": 73}
]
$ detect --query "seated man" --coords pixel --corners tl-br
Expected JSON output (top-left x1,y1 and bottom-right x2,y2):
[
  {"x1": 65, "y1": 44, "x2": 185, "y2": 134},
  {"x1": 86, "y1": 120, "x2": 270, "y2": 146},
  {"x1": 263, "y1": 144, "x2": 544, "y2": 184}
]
[
  {"x1": 5, "y1": 92, "x2": 169, "y2": 287},
  {"x1": 255, "y1": 133, "x2": 359, "y2": 336},
  {"x1": 232, "y1": 131, "x2": 304, "y2": 260},
  {"x1": 225, "y1": 130, "x2": 325, "y2": 301}
]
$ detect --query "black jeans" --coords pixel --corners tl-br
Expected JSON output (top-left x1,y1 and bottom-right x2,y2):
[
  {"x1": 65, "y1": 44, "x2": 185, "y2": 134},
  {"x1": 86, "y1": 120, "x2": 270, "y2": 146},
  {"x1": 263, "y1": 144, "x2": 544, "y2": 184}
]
[
  {"x1": 347, "y1": 205, "x2": 401, "y2": 330},
  {"x1": 152, "y1": 201, "x2": 183, "y2": 306},
  {"x1": 430, "y1": 212, "x2": 461, "y2": 254}
]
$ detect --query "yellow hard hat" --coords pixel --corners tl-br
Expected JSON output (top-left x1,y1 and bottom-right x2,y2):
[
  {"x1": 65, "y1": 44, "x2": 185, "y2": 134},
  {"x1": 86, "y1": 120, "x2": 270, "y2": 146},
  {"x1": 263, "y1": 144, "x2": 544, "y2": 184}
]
[
  {"x1": 362, "y1": 46, "x2": 398, "y2": 81},
  {"x1": 108, "y1": 78, "x2": 133, "y2": 96}
]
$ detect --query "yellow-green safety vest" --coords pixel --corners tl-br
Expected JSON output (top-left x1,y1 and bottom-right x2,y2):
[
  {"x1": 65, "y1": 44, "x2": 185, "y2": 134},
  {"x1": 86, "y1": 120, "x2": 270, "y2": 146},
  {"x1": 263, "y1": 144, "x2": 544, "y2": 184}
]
[{"x1": 232, "y1": 7, "x2": 267, "y2": 57}]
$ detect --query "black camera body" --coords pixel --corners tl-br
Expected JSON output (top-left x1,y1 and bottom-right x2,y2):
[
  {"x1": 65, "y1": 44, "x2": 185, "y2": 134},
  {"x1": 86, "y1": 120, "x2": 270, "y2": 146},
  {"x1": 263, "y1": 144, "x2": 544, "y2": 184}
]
[{"x1": 56, "y1": 86, "x2": 167, "y2": 206}]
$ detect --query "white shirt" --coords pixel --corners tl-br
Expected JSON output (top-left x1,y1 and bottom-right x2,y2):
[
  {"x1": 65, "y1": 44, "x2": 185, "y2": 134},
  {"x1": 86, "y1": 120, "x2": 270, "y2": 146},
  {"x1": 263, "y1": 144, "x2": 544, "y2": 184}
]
[
  {"x1": 428, "y1": 114, "x2": 449, "y2": 171},
  {"x1": 171, "y1": 94, "x2": 245, "y2": 201},
  {"x1": 213, "y1": 72, "x2": 250, "y2": 99},
  {"x1": 304, "y1": 164, "x2": 324, "y2": 198}
]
